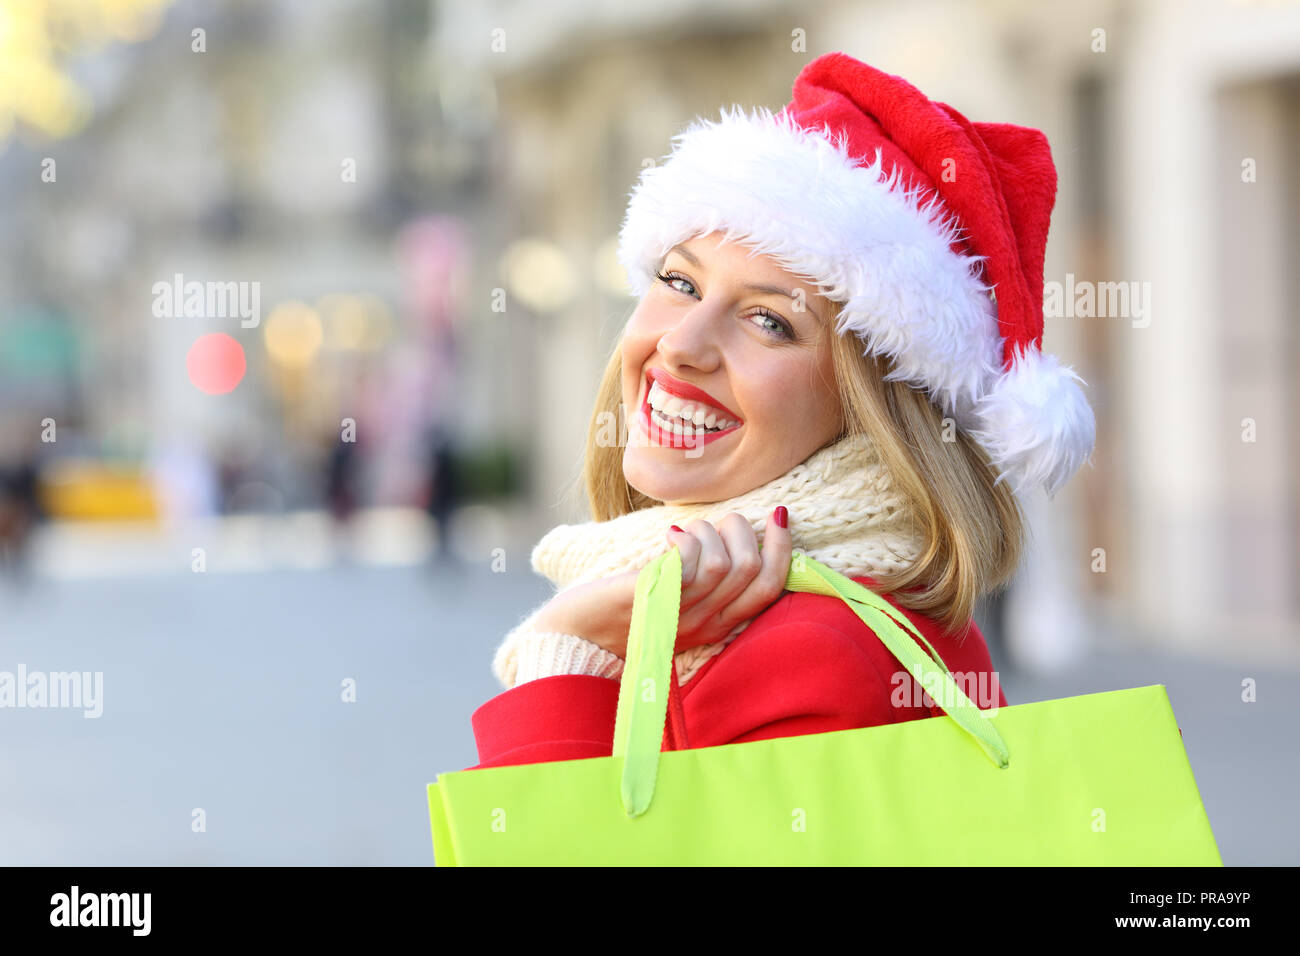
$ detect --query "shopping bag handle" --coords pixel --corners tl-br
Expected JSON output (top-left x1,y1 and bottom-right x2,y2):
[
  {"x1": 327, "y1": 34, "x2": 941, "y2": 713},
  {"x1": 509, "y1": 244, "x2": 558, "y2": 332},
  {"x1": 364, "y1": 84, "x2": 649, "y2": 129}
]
[{"x1": 611, "y1": 546, "x2": 1010, "y2": 817}]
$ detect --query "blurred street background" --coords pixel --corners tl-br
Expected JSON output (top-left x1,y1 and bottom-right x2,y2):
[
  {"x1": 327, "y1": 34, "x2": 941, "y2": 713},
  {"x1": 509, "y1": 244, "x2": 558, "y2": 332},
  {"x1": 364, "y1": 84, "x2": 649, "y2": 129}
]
[{"x1": 1, "y1": 0, "x2": 1297, "y2": 865}]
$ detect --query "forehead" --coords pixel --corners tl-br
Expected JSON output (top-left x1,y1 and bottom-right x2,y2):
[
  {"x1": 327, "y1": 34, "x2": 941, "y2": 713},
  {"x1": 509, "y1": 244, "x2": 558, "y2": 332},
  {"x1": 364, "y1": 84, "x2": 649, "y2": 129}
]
[{"x1": 667, "y1": 235, "x2": 831, "y2": 303}]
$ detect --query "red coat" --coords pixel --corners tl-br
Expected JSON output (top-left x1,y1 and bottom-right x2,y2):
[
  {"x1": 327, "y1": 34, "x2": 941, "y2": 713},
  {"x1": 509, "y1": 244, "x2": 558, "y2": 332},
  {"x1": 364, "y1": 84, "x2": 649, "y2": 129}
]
[{"x1": 467, "y1": 575, "x2": 1008, "y2": 770}]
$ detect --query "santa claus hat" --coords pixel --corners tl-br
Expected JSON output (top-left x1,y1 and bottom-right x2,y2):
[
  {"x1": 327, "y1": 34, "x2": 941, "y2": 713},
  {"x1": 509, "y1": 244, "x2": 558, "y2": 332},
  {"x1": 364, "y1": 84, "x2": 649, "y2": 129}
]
[{"x1": 616, "y1": 52, "x2": 1096, "y2": 499}]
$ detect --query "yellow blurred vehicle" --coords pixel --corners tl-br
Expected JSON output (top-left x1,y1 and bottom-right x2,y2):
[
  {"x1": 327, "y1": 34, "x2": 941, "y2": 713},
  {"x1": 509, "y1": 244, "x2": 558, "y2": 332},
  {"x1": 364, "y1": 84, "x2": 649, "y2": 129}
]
[{"x1": 37, "y1": 459, "x2": 159, "y2": 521}]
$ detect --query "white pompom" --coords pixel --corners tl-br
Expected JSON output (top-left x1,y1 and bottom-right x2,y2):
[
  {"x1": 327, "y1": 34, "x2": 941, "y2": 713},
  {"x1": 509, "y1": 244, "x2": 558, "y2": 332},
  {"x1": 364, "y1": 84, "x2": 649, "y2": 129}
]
[{"x1": 966, "y1": 345, "x2": 1097, "y2": 498}]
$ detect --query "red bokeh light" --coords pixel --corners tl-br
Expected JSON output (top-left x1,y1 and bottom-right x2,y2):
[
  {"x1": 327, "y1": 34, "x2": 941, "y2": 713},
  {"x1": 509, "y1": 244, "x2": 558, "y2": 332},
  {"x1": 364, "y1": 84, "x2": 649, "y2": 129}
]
[{"x1": 186, "y1": 333, "x2": 246, "y2": 395}]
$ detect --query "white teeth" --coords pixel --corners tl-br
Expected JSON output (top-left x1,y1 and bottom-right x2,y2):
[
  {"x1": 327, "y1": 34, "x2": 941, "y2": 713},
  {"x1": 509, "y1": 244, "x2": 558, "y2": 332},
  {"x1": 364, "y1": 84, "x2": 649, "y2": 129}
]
[
  {"x1": 647, "y1": 381, "x2": 739, "y2": 431},
  {"x1": 650, "y1": 407, "x2": 709, "y2": 439}
]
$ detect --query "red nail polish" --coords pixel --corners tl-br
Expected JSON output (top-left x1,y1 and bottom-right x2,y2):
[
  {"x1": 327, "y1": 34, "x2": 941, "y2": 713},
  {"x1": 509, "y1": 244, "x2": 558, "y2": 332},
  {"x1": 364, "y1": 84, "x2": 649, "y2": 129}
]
[
  {"x1": 670, "y1": 525, "x2": 683, "y2": 533},
  {"x1": 774, "y1": 507, "x2": 787, "y2": 529}
]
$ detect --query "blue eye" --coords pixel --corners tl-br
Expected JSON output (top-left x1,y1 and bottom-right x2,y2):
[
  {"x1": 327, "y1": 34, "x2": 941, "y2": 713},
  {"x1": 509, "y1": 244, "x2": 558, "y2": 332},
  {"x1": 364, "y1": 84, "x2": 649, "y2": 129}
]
[
  {"x1": 654, "y1": 271, "x2": 795, "y2": 342},
  {"x1": 656, "y1": 271, "x2": 695, "y2": 296},
  {"x1": 751, "y1": 309, "x2": 794, "y2": 339}
]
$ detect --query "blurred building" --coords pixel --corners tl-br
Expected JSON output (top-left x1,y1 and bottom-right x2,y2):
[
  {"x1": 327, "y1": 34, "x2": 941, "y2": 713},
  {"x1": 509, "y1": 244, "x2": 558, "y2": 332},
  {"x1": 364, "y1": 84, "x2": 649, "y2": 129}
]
[
  {"x1": 1, "y1": 0, "x2": 1297, "y2": 664},
  {"x1": 0, "y1": 0, "x2": 482, "y2": 522}
]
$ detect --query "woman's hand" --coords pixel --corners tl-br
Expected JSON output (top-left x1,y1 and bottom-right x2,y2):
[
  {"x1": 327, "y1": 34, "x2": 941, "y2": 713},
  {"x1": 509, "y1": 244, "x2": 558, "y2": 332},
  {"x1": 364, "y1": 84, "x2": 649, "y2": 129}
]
[
  {"x1": 526, "y1": 569, "x2": 642, "y2": 659},
  {"x1": 526, "y1": 506, "x2": 792, "y2": 659},
  {"x1": 666, "y1": 508, "x2": 792, "y2": 652}
]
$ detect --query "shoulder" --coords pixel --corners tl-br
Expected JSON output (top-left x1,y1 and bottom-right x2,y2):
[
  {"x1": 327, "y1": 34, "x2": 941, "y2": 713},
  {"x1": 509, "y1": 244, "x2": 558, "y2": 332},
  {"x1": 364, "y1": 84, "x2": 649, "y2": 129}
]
[
  {"x1": 678, "y1": 602, "x2": 898, "y2": 746},
  {"x1": 682, "y1": 576, "x2": 1004, "y2": 711},
  {"x1": 782, "y1": 576, "x2": 997, "y2": 671},
  {"x1": 680, "y1": 586, "x2": 893, "y2": 706}
]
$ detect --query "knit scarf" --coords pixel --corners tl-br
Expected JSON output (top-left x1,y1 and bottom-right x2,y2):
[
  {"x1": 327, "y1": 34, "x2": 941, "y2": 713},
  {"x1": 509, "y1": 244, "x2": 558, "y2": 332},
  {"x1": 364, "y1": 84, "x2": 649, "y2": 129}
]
[{"x1": 526, "y1": 430, "x2": 926, "y2": 685}]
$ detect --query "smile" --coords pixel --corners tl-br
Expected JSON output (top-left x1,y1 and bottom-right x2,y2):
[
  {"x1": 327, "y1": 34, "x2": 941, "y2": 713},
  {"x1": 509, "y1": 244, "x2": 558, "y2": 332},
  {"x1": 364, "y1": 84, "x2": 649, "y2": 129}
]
[{"x1": 637, "y1": 370, "x2": 743, "y2": 449}]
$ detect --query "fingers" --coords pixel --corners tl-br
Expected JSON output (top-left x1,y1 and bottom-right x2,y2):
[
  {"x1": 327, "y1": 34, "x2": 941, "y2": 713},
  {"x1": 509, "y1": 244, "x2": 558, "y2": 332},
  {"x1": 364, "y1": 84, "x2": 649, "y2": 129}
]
[
  {"x1": 715, "y1": 507, "x2": 792, "y2": 630},
  {"x1": 668, "y1": 516, "x2": 741, "y2": 639},
  {"x1": 670, "y1": 518, "x2": 729, "y2": 599},
  {"x1": 706, "y1": 512, "x2": 766, "y2": 612},
  {"x1": 665, "y1": 510, "x2": 792, "y2": 639},
  {"x1": 666, "y1": 523, "x2": 700, "y2": 587}
]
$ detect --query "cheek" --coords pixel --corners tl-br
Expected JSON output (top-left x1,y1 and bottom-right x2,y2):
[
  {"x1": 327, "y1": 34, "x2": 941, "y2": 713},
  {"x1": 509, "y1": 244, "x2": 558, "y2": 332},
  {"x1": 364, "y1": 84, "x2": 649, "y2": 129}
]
[
  {"x1": 742, "y1": 359, "x2": 834, "y2": 429},
  {"x1": 736, "y1": 364, "x2": 802, "y2": 423},
  {"x1": 620, "y1": 314, "x2": 654, "y2": 404},
  {"x1": 622, "y1": 306, "x2": 659, "y2": 355}
]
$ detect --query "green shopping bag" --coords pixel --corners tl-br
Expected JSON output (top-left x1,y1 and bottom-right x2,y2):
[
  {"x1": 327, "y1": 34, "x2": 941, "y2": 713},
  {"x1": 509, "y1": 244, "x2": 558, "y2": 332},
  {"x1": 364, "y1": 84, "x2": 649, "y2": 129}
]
[{"x1": 428, "y1": 547, "x2": 1222, "y2": 865}]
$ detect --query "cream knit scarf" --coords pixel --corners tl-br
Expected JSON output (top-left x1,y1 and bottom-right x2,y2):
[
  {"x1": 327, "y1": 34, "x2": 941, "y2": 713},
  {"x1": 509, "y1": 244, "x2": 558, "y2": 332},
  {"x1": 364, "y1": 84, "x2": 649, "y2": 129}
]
[{"x1": 517, "y1": 430, "x2": 925, "y2": 686}]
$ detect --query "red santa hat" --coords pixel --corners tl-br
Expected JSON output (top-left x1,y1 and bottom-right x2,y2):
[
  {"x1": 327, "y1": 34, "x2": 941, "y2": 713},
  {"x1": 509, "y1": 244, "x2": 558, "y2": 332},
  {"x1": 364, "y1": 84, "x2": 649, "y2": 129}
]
[{"x1": 617, "y1": 52, "x2": 1096, "y2": 498}]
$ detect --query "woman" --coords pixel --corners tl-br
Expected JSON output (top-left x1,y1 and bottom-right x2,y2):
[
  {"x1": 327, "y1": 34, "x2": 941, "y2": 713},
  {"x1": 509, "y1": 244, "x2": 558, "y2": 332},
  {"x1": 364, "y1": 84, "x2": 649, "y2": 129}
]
[{"x1": 467, "y1": 52, "x2": 1095, "y2": 770}]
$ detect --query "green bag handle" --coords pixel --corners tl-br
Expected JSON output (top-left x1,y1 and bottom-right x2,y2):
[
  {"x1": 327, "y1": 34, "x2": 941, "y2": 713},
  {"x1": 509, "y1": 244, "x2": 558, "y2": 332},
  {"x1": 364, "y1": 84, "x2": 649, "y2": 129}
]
[{"x1": 611, "y1": 546, "x2": 1011, "y2": 817}]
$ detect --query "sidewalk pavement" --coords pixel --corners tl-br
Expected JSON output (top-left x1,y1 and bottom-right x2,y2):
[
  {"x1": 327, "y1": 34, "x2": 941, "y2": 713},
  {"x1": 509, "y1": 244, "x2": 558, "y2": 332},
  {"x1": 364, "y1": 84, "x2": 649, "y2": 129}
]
[{"x1": 0, "y1": 511, "x2": 1294, "y2": 864}]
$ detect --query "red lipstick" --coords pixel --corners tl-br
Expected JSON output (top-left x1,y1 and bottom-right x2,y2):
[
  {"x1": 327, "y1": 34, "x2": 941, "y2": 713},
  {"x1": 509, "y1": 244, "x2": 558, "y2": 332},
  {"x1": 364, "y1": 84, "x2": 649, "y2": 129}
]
[
  {"x1": 637, "y1": 369, "x2": 743, "y2": 450},
  {"x1": 645, "y1": 369, "x2": 743, "y2": 422}
]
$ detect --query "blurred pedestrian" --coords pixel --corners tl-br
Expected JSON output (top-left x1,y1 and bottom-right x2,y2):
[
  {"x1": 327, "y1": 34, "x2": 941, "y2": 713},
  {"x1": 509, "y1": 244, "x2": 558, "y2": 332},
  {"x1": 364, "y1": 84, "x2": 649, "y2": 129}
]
[
  {"x1": 0, "y1": 457, "x2": 42, "y2": 580},
  {"x1": 424, "y1": 424, "x2": 457, "y2": 563},
  {"x1": 326, "y1": 435, "x2": 362, "y2": 526}
]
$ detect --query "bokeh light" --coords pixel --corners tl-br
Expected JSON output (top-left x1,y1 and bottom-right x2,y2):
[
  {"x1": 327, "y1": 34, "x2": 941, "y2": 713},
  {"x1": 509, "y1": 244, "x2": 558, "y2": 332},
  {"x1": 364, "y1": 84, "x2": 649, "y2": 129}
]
[
  {"x1": 499, "y1": 237, "x2": 577, "y2": 313},
  {"x1": 593, "y1": 235, "x2": 632, "y2": 297},
  {"x1": 0, "y1": 0, "x2": 173, "y2": 145},
  {"x1": 186, "y1": 332, "x2": 246, "y2": 395},
  {"x1": 264, "y1": 301, "x2": 324, "y2": 368}
]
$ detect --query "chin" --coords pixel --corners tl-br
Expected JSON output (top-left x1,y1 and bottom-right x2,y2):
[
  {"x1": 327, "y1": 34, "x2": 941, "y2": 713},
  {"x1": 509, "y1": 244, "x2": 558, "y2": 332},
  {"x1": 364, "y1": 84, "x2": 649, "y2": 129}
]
[{"x1": 624, "y1": 456, "x2": 709, "y2": 506}]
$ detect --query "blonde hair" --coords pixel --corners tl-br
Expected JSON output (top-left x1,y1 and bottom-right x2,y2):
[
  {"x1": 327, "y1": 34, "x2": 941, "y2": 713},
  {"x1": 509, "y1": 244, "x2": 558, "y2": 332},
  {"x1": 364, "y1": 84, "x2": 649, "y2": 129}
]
[{"x1": 566, "y1": 307, "x2": 1026, "y2": 636}]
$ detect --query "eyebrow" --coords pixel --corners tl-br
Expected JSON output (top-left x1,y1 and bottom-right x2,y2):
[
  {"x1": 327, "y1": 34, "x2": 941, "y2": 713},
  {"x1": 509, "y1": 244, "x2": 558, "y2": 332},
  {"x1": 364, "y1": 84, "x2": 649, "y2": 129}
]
[{"x1": 665, "y1": 244, "x2": 822, "y2": 321}]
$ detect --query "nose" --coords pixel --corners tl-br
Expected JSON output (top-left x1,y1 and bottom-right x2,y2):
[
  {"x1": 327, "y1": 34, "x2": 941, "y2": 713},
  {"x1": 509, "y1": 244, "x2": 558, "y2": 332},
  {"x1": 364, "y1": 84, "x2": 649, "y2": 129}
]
[{"x1": 655, "y1": 299, "x2": 724, "y2": 372}]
